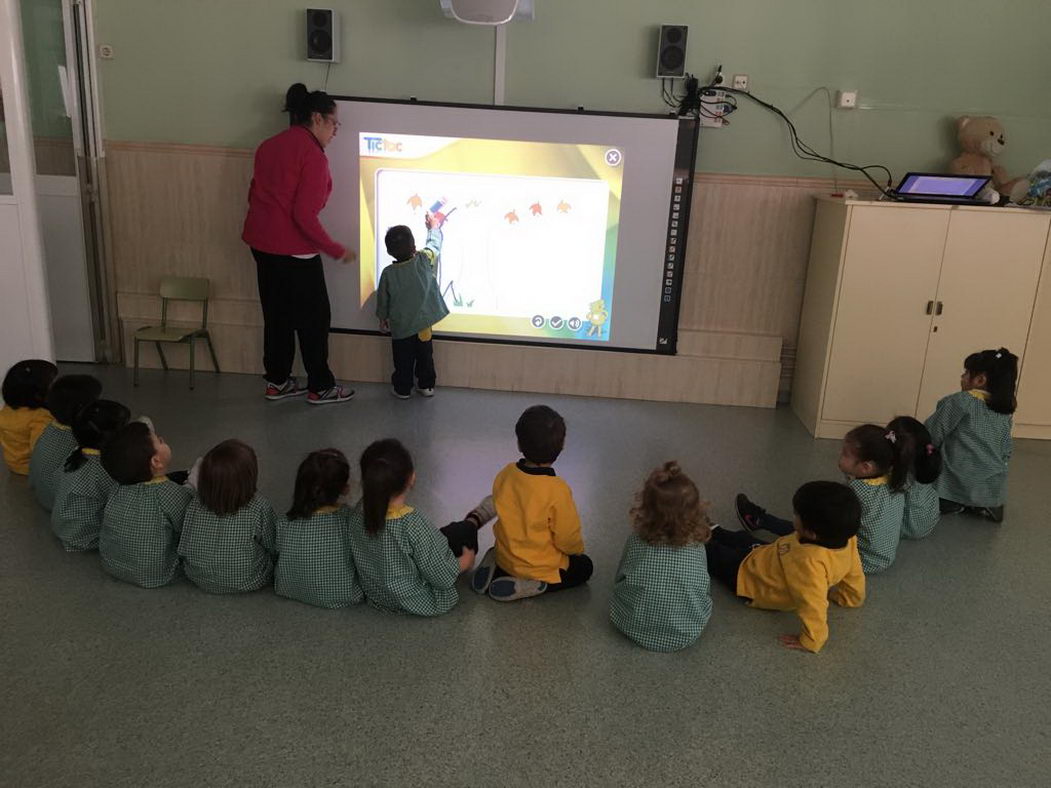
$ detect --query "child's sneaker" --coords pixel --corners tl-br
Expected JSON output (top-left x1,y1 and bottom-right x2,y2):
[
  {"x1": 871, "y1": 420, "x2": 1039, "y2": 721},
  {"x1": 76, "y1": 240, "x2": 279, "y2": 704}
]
[
  {"x1": 265, "y1": 377, "x2": 305, "y2": 400},
  {"x1": 471, "y1": 547, "x2": 498, "y2": 594},
  {"x1": 307, "y1": 386, "x2": 355, "y2": 405},
  {"x1": 735, "y1": 494, "x2": 767, "y2": 531},
  {"x1": 976, "y1": 505, "x2": 1004, "y2": 523},
  {"x1": 466, "y1": 495, "x2": 496, "y2": 527},
  {"x1": 939, "y1": 498, "x2": 966, "y2": 515},
  {"x1": 489, "y1": 575, "x2": 547, "y2": 602},
  {"x1": 415, "y1": 386, "x2": 435, "y2": 397},
  {"x1": 391, "y1": 387, "x2": 412, "y2": 400}
]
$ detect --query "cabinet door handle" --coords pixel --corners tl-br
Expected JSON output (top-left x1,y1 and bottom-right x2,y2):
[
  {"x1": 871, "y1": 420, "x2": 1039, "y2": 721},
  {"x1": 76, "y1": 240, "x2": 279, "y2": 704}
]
[
  {"x1": 926, "y1": 300, "x2": 935, "y2": 315},
  {"x1": 935, "y1": 301, "x2": 944, "y2": 316}
]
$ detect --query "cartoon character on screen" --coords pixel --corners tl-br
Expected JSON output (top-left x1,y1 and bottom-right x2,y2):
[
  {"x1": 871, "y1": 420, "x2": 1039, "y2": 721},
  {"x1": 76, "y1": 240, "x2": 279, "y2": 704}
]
[{"x1": 585, "y1": 299, "x2": 609, "y2": 338}]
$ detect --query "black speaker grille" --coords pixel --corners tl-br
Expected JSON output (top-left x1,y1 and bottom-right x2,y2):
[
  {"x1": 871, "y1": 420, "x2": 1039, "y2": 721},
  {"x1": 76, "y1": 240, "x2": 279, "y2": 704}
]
[
  {"x1": 660, "y1": 47, "x2": 685, "y2": 71},
  {"x1": 309, "y1": 30, "x2": 332, "y2": 55}
]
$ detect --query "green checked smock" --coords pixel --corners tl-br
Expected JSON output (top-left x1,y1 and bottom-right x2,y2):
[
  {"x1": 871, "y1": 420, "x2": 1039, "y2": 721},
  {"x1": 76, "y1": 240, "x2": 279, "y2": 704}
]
[
  {"x1": 100, "y1": 478, "x2": 193, "y2": 588},
  {"x1": 926, "y1": 390, "x2": 1012, "y2": 508},
  {"x1": 50, "y1": 450, "x2": 115, "y2": 552},
  {"x1": 29, "y1": 423, "x2": 78, "y2": 511},
  {"x1": 178, "y1": 494, "x2": 278, "y2": 594},
  {"x1": 345, "y1": 503, "x2": 460, "y2": 617},
  {"x1": 274, "y1": 505, "x2": 362, "y2": 609},
  {"x1": 609, "y1": 532, "x2": 712, "y2": 652},
  {"x1": 901, "y1": 478, "x2": 939, "y2": 540},
  {"x1": 852, "y1": 475, "x2": 905, "y2": 574}
]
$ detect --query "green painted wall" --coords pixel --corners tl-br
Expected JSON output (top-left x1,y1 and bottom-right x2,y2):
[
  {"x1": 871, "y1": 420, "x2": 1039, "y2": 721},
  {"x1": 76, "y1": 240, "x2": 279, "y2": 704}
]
[{"x1": 95, "y1": 0, "x2": 1051, "y2": 179}]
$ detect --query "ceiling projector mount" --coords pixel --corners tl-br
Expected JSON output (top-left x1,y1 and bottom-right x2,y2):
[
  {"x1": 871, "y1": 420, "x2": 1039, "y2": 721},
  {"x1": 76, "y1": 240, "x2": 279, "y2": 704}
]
[{"x1": 440, "y1": 0, "x2": 535, "y2": 25}]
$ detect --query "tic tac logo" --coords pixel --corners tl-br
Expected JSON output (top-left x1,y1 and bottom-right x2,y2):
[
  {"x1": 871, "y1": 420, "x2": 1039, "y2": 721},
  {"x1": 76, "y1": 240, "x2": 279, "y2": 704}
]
[{"x1": 363, "y1": 136, "x2": 403, "y2": 153}]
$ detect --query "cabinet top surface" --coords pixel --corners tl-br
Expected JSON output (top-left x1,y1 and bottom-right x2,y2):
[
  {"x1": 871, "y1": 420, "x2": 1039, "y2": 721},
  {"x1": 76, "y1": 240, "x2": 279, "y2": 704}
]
[{"x1": 814, "y1": 196, "x2": 1050, "y2": 217}]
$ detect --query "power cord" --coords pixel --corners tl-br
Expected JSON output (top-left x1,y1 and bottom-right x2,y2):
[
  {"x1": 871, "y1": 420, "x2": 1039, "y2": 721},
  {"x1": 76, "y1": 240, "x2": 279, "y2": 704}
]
[{"x1": 662, "y1": 73, "x2": 895, "y2": 197}]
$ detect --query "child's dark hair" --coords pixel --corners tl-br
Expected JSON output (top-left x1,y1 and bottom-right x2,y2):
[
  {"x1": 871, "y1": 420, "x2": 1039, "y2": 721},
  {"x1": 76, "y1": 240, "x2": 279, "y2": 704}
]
[
  {"x1": 2, "y1": 359, "x2": 58, "y2": 409},
  {"x1": 287, "y1": 448, "x2": 350, "y2": 520},
  {"x1": 46, "y1": 374, "x2": 103, "y2": 426},
  {"x1": 964, "y1": 347, "x2": 1018, "y2": 415},
  {"x1": 886, "y1": 416, "x2": 942, "y2": 486},
  {"x1": 284, "y1": 82, "x2": 336, "y2": 126},
  {"x1": 792, "y1": 480, "x2": 861, "y2": 549},
  {"x1": 844, "y1": 423, "x2": 907, "y2": 492},
  {"x1": 631, "y1": 461, "x2": 712, "y2": 547},
  {"x1": 360, "y1": 439, "x2": 414, "y2": 536},
  {"x1": 101, "y1": 421, "x2": 156, "y2": 485},
  {"x1": 66, "y1": 399, "x2": 131, "y2": 472},
  {"x1": 515, "y1": 405, "x2": 566, "y2": 464},
  {"x1": 384, "y1": 225, "x2": 415, "y2": 261},
  {"x1": 198, "y1": 439, "x2": 258, "y2": 517}
]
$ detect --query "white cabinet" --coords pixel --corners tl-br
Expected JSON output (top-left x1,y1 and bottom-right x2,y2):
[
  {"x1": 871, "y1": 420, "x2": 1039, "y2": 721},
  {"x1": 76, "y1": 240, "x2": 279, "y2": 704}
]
[{"x1": 792, "y1": 199, "x2": 1051, "y2": 439}]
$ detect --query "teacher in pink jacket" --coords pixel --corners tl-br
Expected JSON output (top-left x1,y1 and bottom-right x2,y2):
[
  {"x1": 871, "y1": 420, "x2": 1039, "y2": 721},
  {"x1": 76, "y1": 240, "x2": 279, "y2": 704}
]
[{"x1": 242, "y1": 83, "x2": 355, "y2": 405}]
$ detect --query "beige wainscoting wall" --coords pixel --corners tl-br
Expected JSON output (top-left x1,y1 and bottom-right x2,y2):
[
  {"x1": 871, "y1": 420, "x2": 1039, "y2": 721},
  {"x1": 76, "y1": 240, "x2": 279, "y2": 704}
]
[{"x1": 104, "y1": 141, "x2": 863, "y2": 408}]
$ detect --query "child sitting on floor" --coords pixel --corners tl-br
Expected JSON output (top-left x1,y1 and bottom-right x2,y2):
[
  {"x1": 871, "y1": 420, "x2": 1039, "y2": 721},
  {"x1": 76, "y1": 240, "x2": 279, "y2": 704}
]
[
  {"x1": 30, "y1": 374, "x2": 102, "y2": 510},
  {"x1": 887, "y1": 416, "x2": 943, "y2": 540},
  {"x1": 99, "y1": 420, "x2": 193, "y2": 588},
  {"x1": 926, "y1": 347, "x2": 1017, "y2": 523},
  {"x1": 708, "y1": 480, "x2": 865, "y2": 653},
  {"x1": 274, "y1": 449, "x2": 362, "y2": 609},
  {"x1": 0, "y1": 359, "x2": 58, "y2": 475},
  {"x1": 179, "y1": 439, "x2": 278, "y2": 594},
  {"x1": 610, "y1": 461, "x2": 713, "y2": 652},
  {"x1": 472, "y1": 405, "x2": 593, "y2": 601},
  {"x1": 736, "y1": 424, "x2": 906, "y2": 574},
  {"x1": 51, "y1": 400, "x2": 130, "y2": 552},
  {"x1": 346, "y1": 438, "x2": 485, "y2": 616}
]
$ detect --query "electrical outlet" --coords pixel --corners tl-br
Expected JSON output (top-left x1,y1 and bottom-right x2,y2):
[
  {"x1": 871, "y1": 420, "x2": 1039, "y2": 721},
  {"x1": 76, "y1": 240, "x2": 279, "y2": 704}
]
[
  {"x1": 732, "y1": 73, "x2": 749, "y2": 91},
  {"x1": 837, "y1": 90, "x2": 858, "y2": 109},
  {"x1": 98, "y1": 44, "x2": 114, "y2": 59}
]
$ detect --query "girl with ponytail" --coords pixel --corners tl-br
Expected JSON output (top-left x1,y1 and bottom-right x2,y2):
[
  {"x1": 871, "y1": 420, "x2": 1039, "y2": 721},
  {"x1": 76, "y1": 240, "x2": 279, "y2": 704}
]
[
  {"x1": 736, "y1": 423, "x2": 907, "y2": 574},
  {"x1": 345, "y1": 439, "x2": 485, "y2": 617},
  {"x1": 50, "y1": 400, "x2": 131, "y2": 552},
  {"x1": 886, "y1": 416, "x2": 943, "y2": 539},
  {"x1": 274, "y1": 449, "x2": 363, "y2": 608},
  {"x1": 609, "y1": 461, "x2": 714, "y2": 652},
  {"x1": 925, "y1": 347, "x2": 1018, "y2": 523}
]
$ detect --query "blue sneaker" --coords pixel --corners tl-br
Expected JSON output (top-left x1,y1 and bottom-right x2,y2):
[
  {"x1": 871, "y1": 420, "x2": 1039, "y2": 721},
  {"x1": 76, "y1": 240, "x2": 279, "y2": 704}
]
[
  {"x1": 488, "y1": 575, "x2": 547, "y2": 602},
  {"x1": 471, "y1": 548, "x2": 498, "y2": 594}
]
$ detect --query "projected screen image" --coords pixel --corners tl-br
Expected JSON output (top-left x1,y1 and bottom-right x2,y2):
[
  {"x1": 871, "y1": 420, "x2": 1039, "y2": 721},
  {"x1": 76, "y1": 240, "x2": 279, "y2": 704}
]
[
  {"x1": 360, "y1": 134, "x2": 623, "y2": 341},
  {"x1": 320, "y1": 98, "x2": 695, "y2": 353}
]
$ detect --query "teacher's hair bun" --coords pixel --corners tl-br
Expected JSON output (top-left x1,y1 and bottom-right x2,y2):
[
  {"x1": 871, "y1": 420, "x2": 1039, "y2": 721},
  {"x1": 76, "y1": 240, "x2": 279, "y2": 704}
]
[{"x1": 285, "y1": 83, "x2": 310, "y2": 114}]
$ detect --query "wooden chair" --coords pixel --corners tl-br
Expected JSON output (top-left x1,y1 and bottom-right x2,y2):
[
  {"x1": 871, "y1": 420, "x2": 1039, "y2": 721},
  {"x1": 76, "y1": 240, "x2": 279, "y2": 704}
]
[{"x1": 133, "y1": 276, "x2": 220, "y2": 389}]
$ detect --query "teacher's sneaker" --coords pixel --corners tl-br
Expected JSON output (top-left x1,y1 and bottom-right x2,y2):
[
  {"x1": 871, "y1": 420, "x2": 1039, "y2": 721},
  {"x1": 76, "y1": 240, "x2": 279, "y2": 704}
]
[
  {"x1": 415, "y1": 386, "x2": 435, "y2": 397},
  {"x1": 307, "y1": 385, "x2": 355, "y2": 405},
  {"x1": 265, "y1": 377, "x2": 305, "y2": 401}
]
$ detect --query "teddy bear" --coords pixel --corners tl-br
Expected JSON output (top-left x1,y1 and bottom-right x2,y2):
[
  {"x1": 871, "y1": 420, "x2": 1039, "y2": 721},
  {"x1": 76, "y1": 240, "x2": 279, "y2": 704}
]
[{"x1": 949, "y1": 116, "x2": 1028, "y2": 202}]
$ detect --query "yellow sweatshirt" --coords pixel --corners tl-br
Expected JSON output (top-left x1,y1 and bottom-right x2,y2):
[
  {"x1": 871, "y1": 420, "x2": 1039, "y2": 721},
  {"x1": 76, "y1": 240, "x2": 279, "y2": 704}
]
[
  {"x1": 492, "y1": 460, "x2": 585, "y2": 584},
  {"x1": 737, "y1": 532, "x2": 865, "y2": 653},
  {"x1": 0, "y1": 406, "x2": 54, "y2": 475}
]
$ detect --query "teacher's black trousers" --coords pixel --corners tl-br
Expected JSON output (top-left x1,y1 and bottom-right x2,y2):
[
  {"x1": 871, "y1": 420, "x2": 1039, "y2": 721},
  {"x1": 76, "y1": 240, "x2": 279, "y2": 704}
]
[{"x1": 252, "y1": 250, "x2": 336, "y2": 393}]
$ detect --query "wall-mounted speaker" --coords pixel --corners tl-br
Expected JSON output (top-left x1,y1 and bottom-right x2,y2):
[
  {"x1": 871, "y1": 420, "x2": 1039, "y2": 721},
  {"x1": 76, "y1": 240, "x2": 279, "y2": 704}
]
[
  {"x1": 656, "y1": 24, "x2": 688, "y2": 79},
  {"x1": 306, "y1": 9, "x2": 340, "y2": 63}
]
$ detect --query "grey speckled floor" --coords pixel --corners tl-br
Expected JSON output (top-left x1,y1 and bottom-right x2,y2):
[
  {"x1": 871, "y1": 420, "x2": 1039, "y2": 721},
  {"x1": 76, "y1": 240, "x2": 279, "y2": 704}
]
[{"x1": 2, "y1": 365, "x2": 1049, "y2": 787}]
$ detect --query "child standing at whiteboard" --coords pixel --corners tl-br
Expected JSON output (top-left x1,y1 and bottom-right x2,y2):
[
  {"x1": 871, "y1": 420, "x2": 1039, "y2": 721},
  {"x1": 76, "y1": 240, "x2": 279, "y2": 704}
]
[
  {"x1": 925, "y1": 348, "x2": 1017, "y2": 523},
  {"x1": 377, "y1": 211, "x2": 450, "y2": 399}
]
